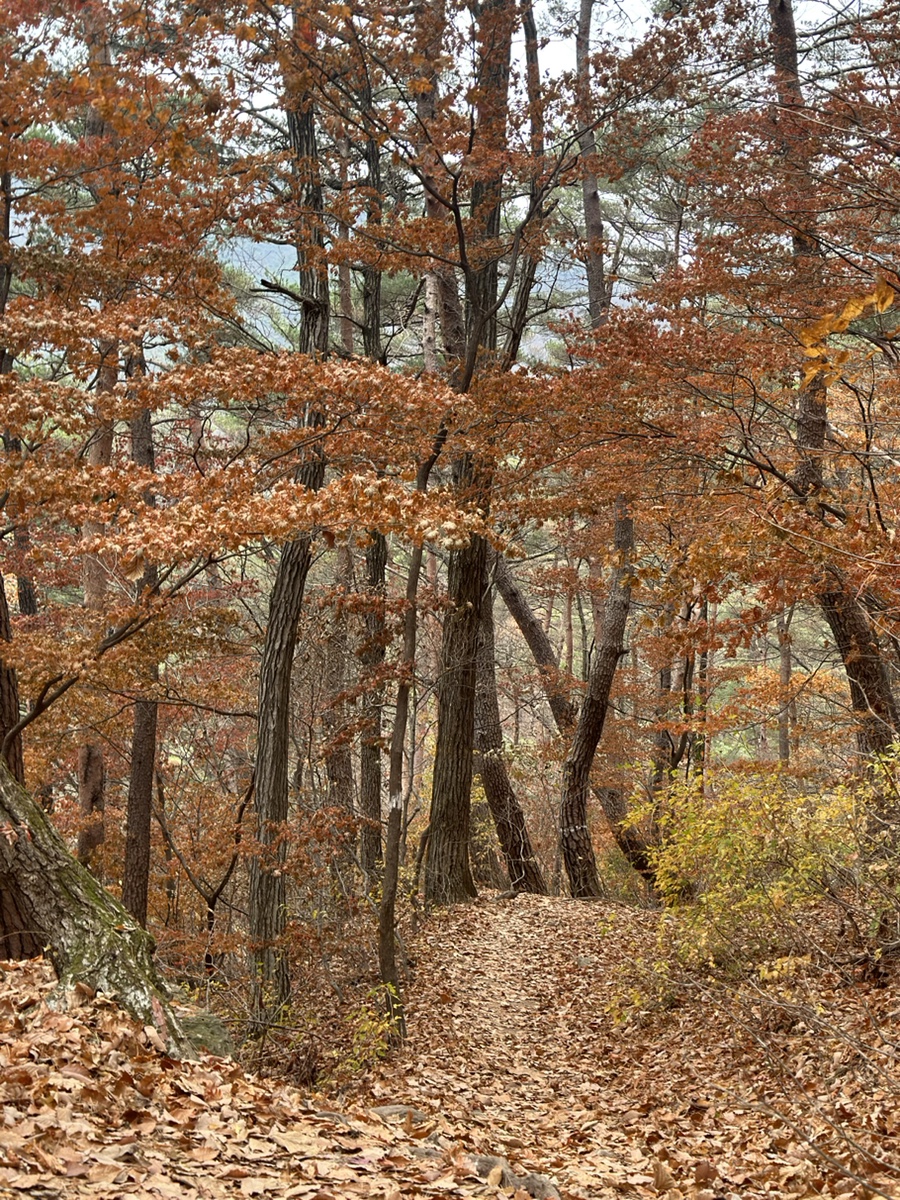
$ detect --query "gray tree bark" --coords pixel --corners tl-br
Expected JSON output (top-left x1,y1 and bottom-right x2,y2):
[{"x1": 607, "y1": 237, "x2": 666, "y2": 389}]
[
  {"x1": 0, "y1": 762, "x2": 193, "y2": 1055},
  {"x1": 560, "y1": 503, "x2": 633, "y2": 898},
  {"x1": 474, "y1": 589, "x2": 546, "y2": 894}
]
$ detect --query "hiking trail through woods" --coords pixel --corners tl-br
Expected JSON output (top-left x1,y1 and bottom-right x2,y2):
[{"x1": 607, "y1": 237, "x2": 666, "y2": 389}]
[{"x1": 1, "y1": 893, "x2": 899, "y2": 1200}]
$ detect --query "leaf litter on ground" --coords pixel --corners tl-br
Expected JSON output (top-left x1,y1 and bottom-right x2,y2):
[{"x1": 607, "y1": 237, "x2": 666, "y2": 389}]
[{"x1": 2, "y1": 895, "x2": 899, "y2": 1200}]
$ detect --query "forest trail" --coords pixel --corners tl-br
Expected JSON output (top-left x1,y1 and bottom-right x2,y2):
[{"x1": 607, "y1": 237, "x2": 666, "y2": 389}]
[
  {"x1": 361, "y1": 894, "x2": 664, "y2": 1198},
  {"x1": 357, "y1": 894, "x2": 900, "y2": 1200},
  {"x1": 1, "y1": 896, "x2": 898, "y2": 1200}
]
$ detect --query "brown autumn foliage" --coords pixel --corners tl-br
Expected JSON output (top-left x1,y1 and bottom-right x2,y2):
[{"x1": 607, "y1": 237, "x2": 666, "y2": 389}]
[{"x1": 1, "y1": 0, "x2": 900, "y2": 1194}]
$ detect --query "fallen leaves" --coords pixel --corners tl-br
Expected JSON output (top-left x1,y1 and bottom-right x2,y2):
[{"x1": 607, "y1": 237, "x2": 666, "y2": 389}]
[
  {"x1": 0, "y1": 957, "x2": 551, "y2": 1199},
  {"x1": 2, "y1": 896, "x2": 899, "y2": 1200},
  {"x1": 350, "y1": 895, "x2": 900, "y2": 1200}
]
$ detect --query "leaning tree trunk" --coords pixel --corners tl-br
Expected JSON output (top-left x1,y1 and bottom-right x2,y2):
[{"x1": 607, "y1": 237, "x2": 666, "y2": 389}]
[
  {"x1": 496, "y1": 552, "x2": 657, "y2": 887},
  {"x1": 560, "y1": 501, "x2": 633, "y2": 898},
  {"x1": 0, "y1": 762, "x2": 193, "y2": 1055},
  {"x1": 475, "y1": 586, "x2": 546, "y2": 894},
  {"x1": 769, "y1": 0, "x2": 900, "y2": 768},
  {"x1": 819, "y1": 571, "x2": 899, "y2": 757}
]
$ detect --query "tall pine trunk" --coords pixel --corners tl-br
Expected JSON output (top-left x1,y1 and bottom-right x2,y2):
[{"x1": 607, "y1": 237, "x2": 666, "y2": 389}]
[
  {"x1": 248, "y1": 23, "x2": 330, "y2": 1017},
  {"x1": 425, "y1": 0, "x2": 515, "y2": 905},
  {"x1": 769, "y1": 0, "x2": 900, "y2": 766}
]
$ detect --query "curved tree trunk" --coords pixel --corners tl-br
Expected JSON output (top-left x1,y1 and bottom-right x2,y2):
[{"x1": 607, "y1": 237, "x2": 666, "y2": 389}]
[
  {"x1": 819, "y1": 571, "x2": 899, "y2": 757},
  {"x1": 496, "y1": 552, "x2": 657, "y2": 887},
  {"x1": 560, "y1": 502, "x2": 633, "y2": 898},
  {"x1": 475, "y1": 587, "x2": 546, "y2": 894},
  {"x1": 494, "y1": 554, "x2": 578, "y2": 733},
  {"x1": 0, "y1": 762, "x2": 193, "y2": 1055}
]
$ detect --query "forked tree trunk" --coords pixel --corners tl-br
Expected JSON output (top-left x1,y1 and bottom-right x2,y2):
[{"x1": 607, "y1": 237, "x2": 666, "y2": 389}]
[
  {"x1": 0, "y1": 762, "x2": 193, "y2": 1056},
  {"x1": 496, "y1": 553, "x2": 657, "y2": 887},
  {"x1": 494, "y1": 554, "x2": 578, "y2": 733},
  {"x1": 560, "y1": 502, "x2": 633, "y2": 898},
  {"x1": 474, "y1": 589, "x2": 546, "y2": 894}
]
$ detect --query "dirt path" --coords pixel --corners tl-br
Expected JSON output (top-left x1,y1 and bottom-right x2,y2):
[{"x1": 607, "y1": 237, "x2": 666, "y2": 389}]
[
  {"x1": 3, "y1": 896, "x2": 897, "y2": 1200},
  {"x1": 359, "y1": 895, "x2": 673, "y2": 1198},
  {"x1": 355, "y1": 894, "x2": 900, "y2": 1200}
]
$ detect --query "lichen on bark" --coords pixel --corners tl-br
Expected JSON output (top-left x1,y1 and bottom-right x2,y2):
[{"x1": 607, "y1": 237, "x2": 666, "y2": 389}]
[{"x1": 0, "y1": 762, "x2": 194, "y2": 1057}]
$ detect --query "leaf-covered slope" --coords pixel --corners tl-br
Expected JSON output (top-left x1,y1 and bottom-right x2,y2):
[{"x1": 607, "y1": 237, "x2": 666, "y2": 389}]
[
  {"x1": 0, "y1": 959, "x2": 553, "y2": 1200},
  {"x1": 3, "y1": 895, "x2": 899, "y2": 1200},
  {"x1": 356, "y1": 895, "x2": 900, "y2": 1200}
]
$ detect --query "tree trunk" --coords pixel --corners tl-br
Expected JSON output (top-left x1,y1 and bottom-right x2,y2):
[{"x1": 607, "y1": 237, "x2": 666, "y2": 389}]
[
  {"x1": 769, "y1": 0, "x2": 900, "y2": 765},
  {"x1": 248, "y1": 26, "x2": 332, "y2": 1019},
  {"x1": 496, "y1": 553, "x2": 657, "y2": 885},
  {"x1": 424, "y1": 520, "x2": 486, "y2": 906},
  {"x1": 576, "y1": 0, "x2": 610, "y2": 328},
  {"x1": 777, "y1": 605, "x2": 793, "y2": 764},
  {"x1": 77, "y1": 742, "x2": 106, "y2": 872},
  {"x1": 122, "y1": 697, "x2": 158, "y2": 926},
  {"x1": 819, "y1": 571, "x2": 899, "y2": 757},
  {"x1": 323, "y1": 568, "x2": 355, "y2": 814},
  {"x1": 122, "y1": 404, "x2": 159, "y2": 928},
  {"x1": 249, "y1": 500, "x2": 322, "y2": 1014},
  {"x1": 474, "y1": 588, "x2": 546, "y2": 893},
  {"x1": 360, "y1": 532, "x2": 387, "y2": 874},
  {"x1": 494, "y1": 554, "x2": 578, "y2": 733},
  {"x1": 560, "y1": 501, "x2": 633, "y2": 898},
  {"x1": 0, "y1": 762, "x2": 193, "y2": 1055},
  {"x1": 0, "y1": 575, "x2": 24, "y2": 786},
  {"x1": 378, "y1": 430, "x2": 446, "y2": 1036},
  {"x1": 14, "y1": 525, "x2": 38, "y2": 617}
]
